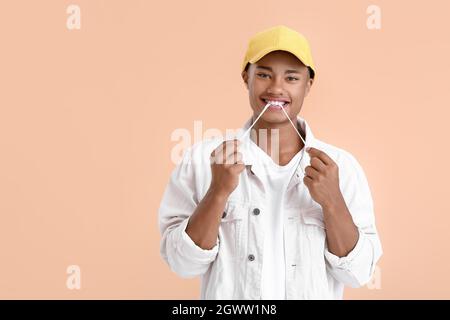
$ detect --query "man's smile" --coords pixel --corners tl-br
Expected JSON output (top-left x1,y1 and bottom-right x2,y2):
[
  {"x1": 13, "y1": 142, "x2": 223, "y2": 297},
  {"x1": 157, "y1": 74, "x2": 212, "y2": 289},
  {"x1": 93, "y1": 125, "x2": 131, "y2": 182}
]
[{"x1": 260, "y1": 97, "x2": 291, "y2": 111}]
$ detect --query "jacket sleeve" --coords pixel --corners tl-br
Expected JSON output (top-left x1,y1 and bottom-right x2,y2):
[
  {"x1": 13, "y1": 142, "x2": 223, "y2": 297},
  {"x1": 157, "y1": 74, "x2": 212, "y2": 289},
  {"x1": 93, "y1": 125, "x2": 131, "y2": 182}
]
[
  {"x1": 324, "y1": 153, "x2": 383, "y2": 288},
  {"x1": 158, "y1": 147, "x2": 219, "y2": 278}
]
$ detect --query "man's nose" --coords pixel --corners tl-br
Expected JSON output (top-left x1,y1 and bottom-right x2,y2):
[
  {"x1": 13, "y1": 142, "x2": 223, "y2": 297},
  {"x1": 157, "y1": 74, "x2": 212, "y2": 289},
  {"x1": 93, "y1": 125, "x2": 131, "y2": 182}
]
[{"x1": 267, "y1": 76, "x2": 284, "y2": 94}]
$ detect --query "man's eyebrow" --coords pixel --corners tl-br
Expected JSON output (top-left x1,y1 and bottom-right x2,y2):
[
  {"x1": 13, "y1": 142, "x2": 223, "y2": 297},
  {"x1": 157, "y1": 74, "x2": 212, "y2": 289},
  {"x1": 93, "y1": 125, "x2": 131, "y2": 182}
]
[{"x1": 255, "y1": 66, "x2": 301, "y2": 74}]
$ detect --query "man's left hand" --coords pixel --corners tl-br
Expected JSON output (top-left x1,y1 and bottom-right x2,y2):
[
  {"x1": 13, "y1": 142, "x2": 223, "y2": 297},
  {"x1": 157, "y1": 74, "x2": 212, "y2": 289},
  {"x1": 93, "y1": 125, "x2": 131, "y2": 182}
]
[{"x1": 303, "y1": 147, "x2": 343, "y2": 209}]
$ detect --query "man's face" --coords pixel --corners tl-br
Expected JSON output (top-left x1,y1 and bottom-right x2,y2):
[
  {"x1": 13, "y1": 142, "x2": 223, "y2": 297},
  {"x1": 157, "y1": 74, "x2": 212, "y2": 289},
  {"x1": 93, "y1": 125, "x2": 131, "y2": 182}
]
[{"x1": 241, "y1": 50, "x2": 313, "y2": 124}]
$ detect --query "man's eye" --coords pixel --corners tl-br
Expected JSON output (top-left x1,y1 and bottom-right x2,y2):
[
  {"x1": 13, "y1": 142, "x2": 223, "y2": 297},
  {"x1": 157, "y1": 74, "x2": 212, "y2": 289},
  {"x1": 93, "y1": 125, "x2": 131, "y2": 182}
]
[
  {"x1": 287, "y1": 77, "x2": 299, "y2": 81},
  {"x1": 257, "y1": 73, "x2": 270, "y2": 78}
]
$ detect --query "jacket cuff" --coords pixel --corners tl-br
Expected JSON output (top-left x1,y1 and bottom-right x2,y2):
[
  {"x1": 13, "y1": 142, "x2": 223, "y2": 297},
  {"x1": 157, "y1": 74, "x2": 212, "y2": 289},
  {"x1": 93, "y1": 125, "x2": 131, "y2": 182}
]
[
  {"x1": 324, "y1": 228, "x2": 366, "y2": 270},
  {"x1": 178, "y1": 218, "x2": 220, "y2": 264}
]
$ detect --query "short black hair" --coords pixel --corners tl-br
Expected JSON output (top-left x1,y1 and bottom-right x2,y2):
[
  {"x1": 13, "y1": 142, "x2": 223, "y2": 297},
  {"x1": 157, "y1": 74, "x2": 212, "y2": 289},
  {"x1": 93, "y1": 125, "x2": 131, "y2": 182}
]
[
  {"x1": 307, "y1": 67, "x2": 315, "y2": 79},
  {"x1": 244, "y1": 63, "x2": 315, "y2": 79}
]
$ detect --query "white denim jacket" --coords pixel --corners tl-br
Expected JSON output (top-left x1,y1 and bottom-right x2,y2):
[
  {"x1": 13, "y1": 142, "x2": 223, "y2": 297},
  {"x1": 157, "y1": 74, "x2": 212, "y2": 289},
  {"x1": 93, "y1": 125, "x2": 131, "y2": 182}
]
[{"x1": 159, "y1": 116, "x2": 382, "y2": 299}]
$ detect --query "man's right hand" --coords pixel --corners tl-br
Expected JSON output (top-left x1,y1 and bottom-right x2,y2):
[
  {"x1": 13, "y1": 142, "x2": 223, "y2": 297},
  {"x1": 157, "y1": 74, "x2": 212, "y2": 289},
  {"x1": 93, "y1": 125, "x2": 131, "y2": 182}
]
[
  {"x1": 209, "y1": 139, "x2": 246, "y2": 198},
  {"x1": 185, "y1": 139, "x2": 246, "y2": 250}
]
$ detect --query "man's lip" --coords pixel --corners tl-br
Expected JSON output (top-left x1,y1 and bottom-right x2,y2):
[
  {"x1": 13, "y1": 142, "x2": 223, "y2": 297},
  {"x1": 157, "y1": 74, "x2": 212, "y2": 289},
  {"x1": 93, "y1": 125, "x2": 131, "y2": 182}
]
[
  {"x1": 261, "y1": 97, "x2": 291, "y2": 103},
  {"x1": 261, "y1": 100, "x2": 290, "y2": 111},
  {"x1": 260, "y1": 98, "x2": 290, "y2": 106},
  {"x1": 268, "y1": 104, "x2": 289, "y2": 110}
]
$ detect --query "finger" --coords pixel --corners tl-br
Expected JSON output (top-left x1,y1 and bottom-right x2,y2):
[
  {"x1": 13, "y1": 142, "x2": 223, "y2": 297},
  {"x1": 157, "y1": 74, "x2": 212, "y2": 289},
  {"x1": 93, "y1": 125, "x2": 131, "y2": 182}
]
[
  {"x1": 211, "y1": 139, "x2": 240, "y2": 164},
  {"x1": 210, "y1": 147, "x2": 223, "y2": 164},
  {"x1": 303, "y1": 175, "x2": 313, "y2": 185},
  {"x1": 236, "y1": 152, "x2": 243, "y2": 163},
  {"x1": 305, "y1": 165, "x2": 320, "y2": 179},
  {"x1": 310, "y1": 157, "x2": 327, "y2": 172},
  {"x1": 211, "y1": 147, "x2": 226, "y2": 164},
  {"x1": 221, "y1": 139, "x2": 241, "y2": 164},
  {"x1": 307, "y1": 147, "x2": 333, "y2": 166},
  {"x1": 225, "y1": 139, "x2": 241, "y2": 160},
  {"x1": 230, "y1": 161, "x2": 246, "y2": 173},
  {"x1": 224, "y1": 151, "x2": 243, "y2": 165}
]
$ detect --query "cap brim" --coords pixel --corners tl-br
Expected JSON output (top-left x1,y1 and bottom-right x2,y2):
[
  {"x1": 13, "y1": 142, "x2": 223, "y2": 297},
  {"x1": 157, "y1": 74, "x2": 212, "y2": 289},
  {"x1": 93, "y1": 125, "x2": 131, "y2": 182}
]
[{"x1": 244, "y1": 47, "x2": 315, "y2": 78}]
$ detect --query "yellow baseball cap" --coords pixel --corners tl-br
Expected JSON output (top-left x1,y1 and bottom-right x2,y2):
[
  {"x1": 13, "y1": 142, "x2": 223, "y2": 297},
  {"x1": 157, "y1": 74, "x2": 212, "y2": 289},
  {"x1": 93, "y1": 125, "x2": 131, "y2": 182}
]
[{"x1": 241, "y1": 25, "x2": 316, "y2": 78}]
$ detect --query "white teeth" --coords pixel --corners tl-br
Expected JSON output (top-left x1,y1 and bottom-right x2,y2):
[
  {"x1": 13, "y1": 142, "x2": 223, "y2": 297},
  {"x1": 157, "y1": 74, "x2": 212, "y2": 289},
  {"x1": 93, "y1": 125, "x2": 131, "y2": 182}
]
[{"x1": 266, "y1": 100, "x2": 287, "y2": 106}]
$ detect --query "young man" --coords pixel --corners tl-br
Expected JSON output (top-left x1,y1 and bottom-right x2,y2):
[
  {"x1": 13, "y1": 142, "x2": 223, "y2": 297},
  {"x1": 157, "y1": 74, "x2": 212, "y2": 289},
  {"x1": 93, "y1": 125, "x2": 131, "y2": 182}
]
[{"x1": 159, "y1": 25, "x2": 382, "y2": 299}]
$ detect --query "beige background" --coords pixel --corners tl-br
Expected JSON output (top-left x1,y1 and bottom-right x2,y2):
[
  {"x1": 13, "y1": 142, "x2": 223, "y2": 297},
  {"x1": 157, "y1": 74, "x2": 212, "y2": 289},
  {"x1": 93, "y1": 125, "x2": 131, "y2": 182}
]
[{"x1": 1, "y1": 0, "x2": 449, "y2": 299}]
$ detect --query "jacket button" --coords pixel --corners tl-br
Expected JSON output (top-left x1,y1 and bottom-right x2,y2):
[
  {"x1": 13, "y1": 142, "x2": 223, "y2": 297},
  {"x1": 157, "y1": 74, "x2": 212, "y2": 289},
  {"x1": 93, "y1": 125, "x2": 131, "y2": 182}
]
[
  {"x1": 248, "y1": 254, "x2": 255, "y2": 261},
  {"x1": 222, "y1": 211, "x2": 227, "y2": 218},
  {"x1": 253, "y1": 208, "x2": 260, "y2": 215}
]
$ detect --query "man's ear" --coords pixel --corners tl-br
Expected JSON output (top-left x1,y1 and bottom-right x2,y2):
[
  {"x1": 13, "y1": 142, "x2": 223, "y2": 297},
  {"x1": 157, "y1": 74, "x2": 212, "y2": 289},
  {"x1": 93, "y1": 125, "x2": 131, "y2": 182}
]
[
  {"x1": 241, "y1": 70, "x2": 249, "y2": 90},
  {"x1": 305, "y1": 77, "x2": 314, "y2": 96}
]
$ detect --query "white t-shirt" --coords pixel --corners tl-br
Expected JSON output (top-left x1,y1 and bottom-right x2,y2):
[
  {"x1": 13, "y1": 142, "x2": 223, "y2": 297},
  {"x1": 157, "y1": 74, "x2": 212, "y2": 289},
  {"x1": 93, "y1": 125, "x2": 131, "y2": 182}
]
[{"x1": 248, "y1": 139, "x2": 304, "y2": 300}]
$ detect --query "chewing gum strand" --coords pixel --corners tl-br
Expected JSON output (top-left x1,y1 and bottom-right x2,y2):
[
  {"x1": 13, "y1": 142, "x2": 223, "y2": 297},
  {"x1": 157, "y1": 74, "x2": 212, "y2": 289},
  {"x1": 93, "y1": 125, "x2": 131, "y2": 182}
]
[{"x1": 238, "y1": 102, "x2": 306, "y2": 145}]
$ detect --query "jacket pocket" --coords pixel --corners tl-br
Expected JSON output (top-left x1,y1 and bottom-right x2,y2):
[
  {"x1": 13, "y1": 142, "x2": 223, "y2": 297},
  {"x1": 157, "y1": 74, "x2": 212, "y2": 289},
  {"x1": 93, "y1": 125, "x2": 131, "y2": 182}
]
[
  {"x1": 218, "y1": 201, "x2": 247, "y2": 261},
  {"x1": 206, "y1": 201, "x2": 249, "y2": 299},
  {"x1": 300, "y1": 206, "x2": 325, "y2": 230},
  {"x1": 286, "y1": 205, "x2": 325, "y2": 228},
  {"x1": 298, "y1": 206, "x2": 327, "y2": 266},
  {"x1": 287, "y1": 206, "x2": 330, "y2": 298}
]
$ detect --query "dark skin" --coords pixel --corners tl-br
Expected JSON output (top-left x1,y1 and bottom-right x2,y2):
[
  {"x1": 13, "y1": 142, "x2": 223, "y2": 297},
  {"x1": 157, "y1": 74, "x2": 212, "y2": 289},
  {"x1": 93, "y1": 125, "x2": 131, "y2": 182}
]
[
  {"x1": 187, "y1": 50, "x2": 358, "y2": 257},
  {"x1": 241, "y1": 50, "x2": 312, "y2": 165}
]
